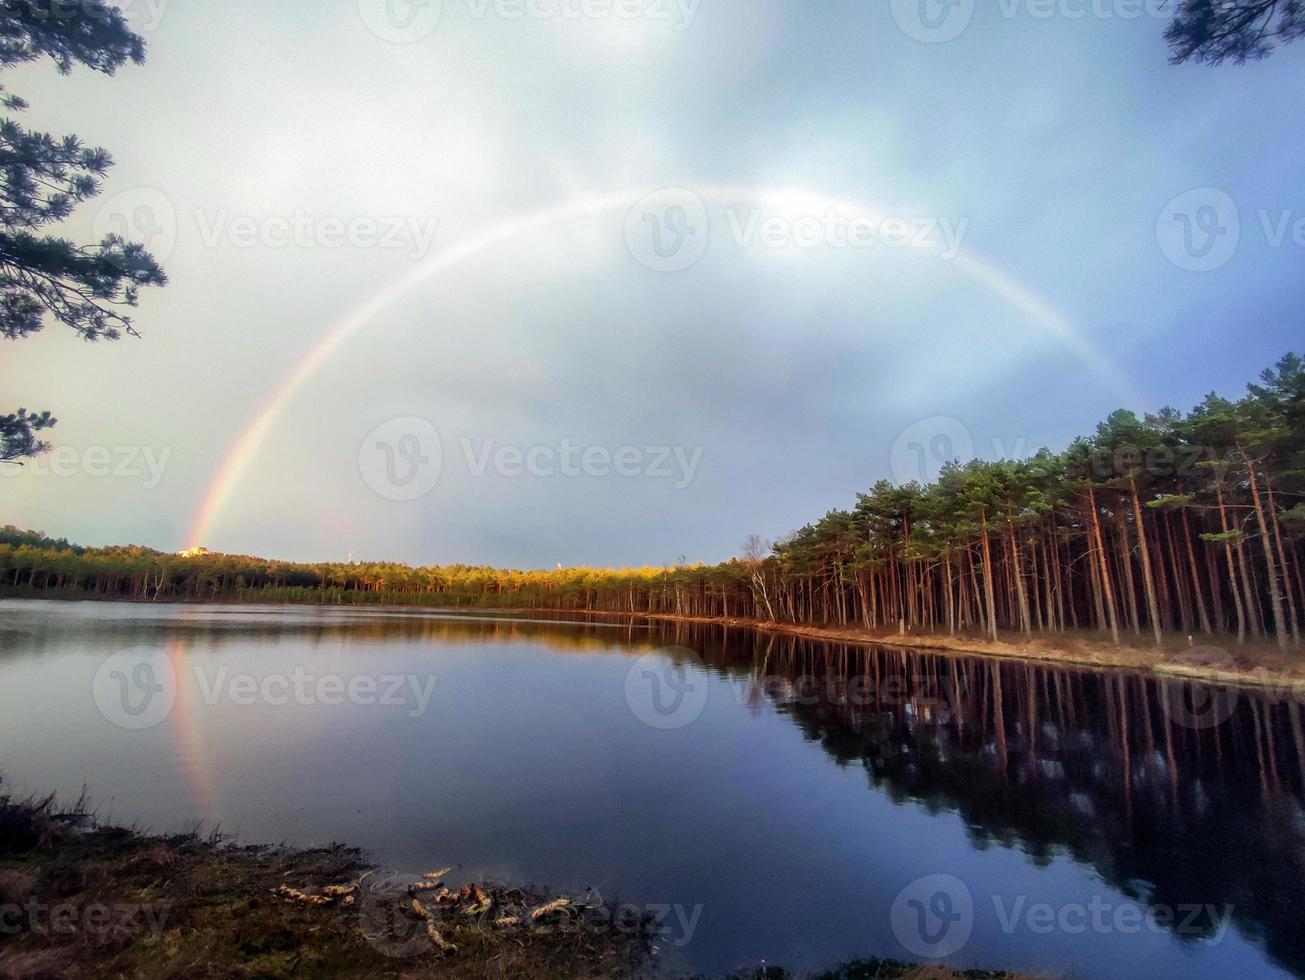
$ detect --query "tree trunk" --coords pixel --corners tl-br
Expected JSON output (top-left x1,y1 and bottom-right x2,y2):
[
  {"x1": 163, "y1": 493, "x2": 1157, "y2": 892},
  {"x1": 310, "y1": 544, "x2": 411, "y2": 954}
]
[
  {"x1": 1130, "y1": 478, "x2": 1164, "y2": 647},
  {"x1": 1241, "y1": 448, "x2": 1289, "y2": 651}
]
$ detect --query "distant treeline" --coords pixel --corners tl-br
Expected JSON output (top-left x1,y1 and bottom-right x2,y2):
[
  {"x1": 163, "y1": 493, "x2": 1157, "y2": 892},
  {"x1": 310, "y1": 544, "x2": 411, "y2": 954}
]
[{"x1": 3, "y1": 354, "x2": 1303, "y2": 649}]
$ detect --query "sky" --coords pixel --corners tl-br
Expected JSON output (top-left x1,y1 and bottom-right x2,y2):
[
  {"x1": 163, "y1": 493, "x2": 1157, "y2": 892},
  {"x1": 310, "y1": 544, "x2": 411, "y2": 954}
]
[{"x1": 3, "y1": 0, "x2": 1304, "y2": 569}]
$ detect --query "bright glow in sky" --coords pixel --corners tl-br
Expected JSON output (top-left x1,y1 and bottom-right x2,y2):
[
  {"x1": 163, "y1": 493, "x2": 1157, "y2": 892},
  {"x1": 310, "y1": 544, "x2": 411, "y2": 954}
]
[{"x1": 3, "y1": 0, "x2": 1304, "y2": 567}]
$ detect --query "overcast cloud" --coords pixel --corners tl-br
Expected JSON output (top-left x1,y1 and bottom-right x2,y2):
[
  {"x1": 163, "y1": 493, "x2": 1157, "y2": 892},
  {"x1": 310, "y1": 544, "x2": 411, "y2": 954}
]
[{"x1": 3, "y1": 0, "x2": 1303, "y2": 567}]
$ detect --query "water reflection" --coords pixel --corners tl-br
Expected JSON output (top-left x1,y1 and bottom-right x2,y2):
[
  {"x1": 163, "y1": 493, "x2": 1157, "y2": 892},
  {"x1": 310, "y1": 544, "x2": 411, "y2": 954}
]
[
  {"x1": 1, "y1": 601, "x2": 1303, "y2": 977},
  {"x1": 0, "y1": 602, "x2": 656, "y2": 658},
  {"x1": 667, "y1": 622, "x2": 1305, "y2": 976}
]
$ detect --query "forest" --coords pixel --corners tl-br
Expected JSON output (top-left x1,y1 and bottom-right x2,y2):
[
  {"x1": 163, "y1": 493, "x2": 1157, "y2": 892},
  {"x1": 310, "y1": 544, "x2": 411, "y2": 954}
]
[{"x1": 3, "y1": 354, "x2": 1303, "y2": 651}]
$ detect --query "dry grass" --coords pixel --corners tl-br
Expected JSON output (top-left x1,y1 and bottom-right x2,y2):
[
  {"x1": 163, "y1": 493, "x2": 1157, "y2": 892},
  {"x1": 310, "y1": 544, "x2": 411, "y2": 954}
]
[
  {"x1": 0, "y1": 792, "x2": 648, "y2": 979},
  {"x1": 606, "y1": 611, "x2": 1305, "y2": 690},
  {"x1": 0, "y1": 792, "x2": 1040, "y2": 980}
]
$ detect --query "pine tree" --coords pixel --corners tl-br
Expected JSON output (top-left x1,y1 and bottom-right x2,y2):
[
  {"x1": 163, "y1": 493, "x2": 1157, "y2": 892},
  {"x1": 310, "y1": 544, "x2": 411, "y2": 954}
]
[{"x1": 1, "y1": 0, "x2": 165, "y2": 463}]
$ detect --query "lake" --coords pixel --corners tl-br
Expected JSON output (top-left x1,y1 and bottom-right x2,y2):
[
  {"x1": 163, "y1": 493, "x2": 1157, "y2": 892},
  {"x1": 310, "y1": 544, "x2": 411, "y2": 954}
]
[{"x1": 0, "y1": 599, "x2": 1301, "y2": 978}]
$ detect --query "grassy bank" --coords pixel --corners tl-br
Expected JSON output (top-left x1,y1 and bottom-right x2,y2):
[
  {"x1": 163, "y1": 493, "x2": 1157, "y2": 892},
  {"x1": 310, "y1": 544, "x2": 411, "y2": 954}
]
[
  {"x1": 577, "y1": 609, "x2": 1305, "y2": 693},
  {"x1": 0, "y1": 791, "x2": 648, "y2": 979},
  {"x1": 0, "y1": 793, "x2": 1032, "y2": 980}
]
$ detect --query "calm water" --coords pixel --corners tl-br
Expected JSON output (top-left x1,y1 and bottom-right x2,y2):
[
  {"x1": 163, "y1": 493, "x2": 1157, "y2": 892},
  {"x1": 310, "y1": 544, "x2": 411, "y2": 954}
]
[{"x1": 1, "y1": 600, "x2": 1303, "y2": 978}]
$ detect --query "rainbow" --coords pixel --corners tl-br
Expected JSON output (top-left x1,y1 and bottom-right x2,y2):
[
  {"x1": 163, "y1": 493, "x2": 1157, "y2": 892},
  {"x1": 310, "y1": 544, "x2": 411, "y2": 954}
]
[
  {"x1": 165, "y1": 630, "x2": 218, "y2": 815},
  {"x1": 185, "y1": 184, "x2": 1134, "y2": 550}
]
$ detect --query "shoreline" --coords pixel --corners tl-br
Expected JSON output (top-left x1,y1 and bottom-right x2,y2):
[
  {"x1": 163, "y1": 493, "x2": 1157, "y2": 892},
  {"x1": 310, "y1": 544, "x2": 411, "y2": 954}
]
[
  {"x1": 582, "y1": 609, "x2": 1305, "y2": 694},
  {"x1": 0, "y1": 793, "x2": 1031, "y2": 979},
  {"x1": 6, "y1": 590, "x2": 1305, "y2": 693}
]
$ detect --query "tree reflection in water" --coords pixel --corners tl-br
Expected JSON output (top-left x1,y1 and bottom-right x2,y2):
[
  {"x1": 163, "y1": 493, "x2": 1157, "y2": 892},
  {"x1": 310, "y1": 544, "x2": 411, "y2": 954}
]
[{"x1": 664, "y1": 622, "x2": 1305, "y2": 977}]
